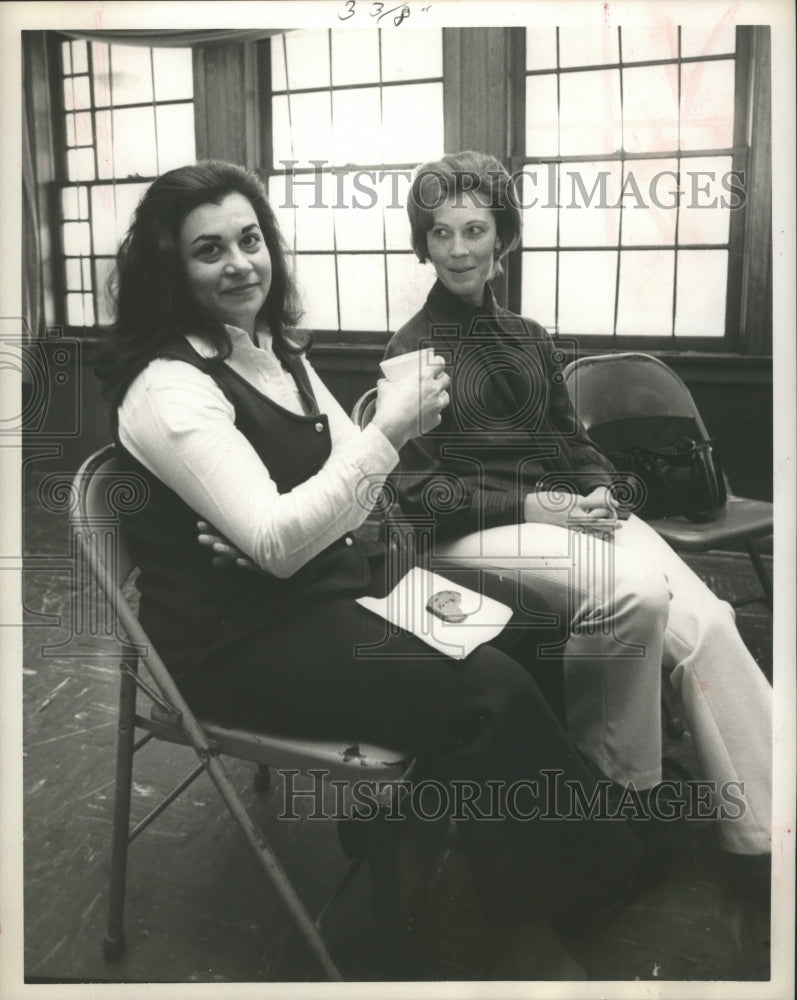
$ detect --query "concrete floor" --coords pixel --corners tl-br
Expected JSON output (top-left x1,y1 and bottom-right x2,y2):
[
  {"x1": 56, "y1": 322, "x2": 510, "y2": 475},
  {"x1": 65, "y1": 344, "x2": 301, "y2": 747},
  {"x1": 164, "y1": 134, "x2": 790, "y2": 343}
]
[{"x1": 10, "y1": 358, "x2": 784, "y2": 992}]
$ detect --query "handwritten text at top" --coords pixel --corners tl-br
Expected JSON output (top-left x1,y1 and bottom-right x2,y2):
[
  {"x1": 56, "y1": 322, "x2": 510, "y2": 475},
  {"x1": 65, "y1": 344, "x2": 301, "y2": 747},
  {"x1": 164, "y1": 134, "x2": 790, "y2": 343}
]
[{"x1": 338, "y1": 0, "x2": 432, "y2": 27}]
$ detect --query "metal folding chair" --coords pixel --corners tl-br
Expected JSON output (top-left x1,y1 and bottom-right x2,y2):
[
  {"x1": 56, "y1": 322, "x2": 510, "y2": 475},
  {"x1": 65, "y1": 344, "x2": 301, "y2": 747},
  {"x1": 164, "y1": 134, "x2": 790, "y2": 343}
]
[
  {"x1": 351, "y1": 387, "x2": 378, "y2": 430},
  {"x1": 73, "y1": 444, "x2": 413, "y2": 981},
  {"x1": 563, "y1": 352, "x2": 773, "y2": 609}
]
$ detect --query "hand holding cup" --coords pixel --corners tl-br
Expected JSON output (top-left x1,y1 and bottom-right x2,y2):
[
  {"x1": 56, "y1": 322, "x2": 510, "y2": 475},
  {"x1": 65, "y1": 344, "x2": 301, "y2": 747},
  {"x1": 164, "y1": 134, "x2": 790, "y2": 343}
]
[{"x1": 372, "y1": 349, "x2": 450, "y2": 449}]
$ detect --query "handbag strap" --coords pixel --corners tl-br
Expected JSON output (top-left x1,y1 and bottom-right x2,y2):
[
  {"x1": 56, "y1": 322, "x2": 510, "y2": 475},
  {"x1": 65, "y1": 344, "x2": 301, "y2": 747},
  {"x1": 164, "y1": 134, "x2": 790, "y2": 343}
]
[{"x1": 632, "y1": 437, "x2": 712, "y2": 466}]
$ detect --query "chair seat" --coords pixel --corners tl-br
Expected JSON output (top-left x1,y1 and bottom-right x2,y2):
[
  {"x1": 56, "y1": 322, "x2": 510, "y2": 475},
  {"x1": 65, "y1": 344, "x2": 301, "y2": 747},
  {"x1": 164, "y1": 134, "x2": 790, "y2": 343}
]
[
  {"x1": 146, "y1": 704, "x2": 409, "y2": 781},
  {"x1": 646, "y1": 496, "x2": 773, "y2": 551}
]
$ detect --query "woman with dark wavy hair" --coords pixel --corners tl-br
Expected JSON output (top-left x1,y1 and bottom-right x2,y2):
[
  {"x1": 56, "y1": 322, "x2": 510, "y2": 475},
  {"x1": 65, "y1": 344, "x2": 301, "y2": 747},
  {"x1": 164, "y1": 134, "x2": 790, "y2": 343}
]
[
  {"x1": 385, "y1": 149, "x2": 772, "y2": 903},
  {"x1": 96, "y1": 160, "x2": 644, "y2": 980},
  {"x1": 99, "y1": 160, "x2": 305, "y2": 401}
]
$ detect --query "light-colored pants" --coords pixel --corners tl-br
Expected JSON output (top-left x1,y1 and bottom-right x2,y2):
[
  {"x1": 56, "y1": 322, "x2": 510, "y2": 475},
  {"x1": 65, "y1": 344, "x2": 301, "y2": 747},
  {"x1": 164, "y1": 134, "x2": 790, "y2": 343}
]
[{"x1": 434, "y1": 515, "x2": 772, "y2": 855}]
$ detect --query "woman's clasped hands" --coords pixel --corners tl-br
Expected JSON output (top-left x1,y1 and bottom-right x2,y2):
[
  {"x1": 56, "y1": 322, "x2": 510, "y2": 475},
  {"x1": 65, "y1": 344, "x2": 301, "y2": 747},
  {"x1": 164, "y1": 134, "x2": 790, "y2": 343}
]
[{"x1": 523, "y1": 485, "x2": 626, "y2": 533}]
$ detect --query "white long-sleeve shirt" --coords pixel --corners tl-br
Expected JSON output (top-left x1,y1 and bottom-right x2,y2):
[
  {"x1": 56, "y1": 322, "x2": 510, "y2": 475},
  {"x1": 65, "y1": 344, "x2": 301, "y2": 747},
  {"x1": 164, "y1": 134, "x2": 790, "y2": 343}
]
[{"x1": 117, "y1": 325, "x2": 398, "y2": 578}]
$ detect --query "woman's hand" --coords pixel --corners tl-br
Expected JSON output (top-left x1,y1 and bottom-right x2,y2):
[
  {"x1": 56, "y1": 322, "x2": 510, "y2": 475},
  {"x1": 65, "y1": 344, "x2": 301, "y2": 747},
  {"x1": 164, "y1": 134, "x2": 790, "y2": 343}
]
[
  {"x1": 197, "y1": 520, "x2": 261, "y2": 573},
  {"x1": 522, "y1": 491, "x2": 572, "y2": 528},
  {"x1": 371, "y1": 359, "x2": 450, "y2": 451},
  {"x1": 575, "y1": 486, "x2": 619, "y2": 519},
  {"x1": 567, "y1": 487, "x2": 622, "y2": 532},
  {"x1": 523, "y1": 486, "x2": 623, "y2": 532}
]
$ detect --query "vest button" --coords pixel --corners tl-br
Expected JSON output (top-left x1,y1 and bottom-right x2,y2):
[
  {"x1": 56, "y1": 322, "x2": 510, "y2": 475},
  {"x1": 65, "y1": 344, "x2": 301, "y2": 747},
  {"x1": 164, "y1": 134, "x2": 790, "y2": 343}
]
[
  {"x1": 344, "y1": 536, "x2": 354, "y2": 547},
  {"x1": 314, "y1": 421, "x2": 324, "y2": 433}
]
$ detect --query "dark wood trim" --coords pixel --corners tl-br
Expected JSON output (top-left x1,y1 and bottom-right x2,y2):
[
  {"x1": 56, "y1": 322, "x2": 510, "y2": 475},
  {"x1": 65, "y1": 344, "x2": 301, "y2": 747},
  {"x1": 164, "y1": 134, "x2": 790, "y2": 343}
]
[
  {"x1": 442, "y1": 28, "x2": 461, "y2": 154},
  {"x1": 737, "y1": 27, "x2": 772, "y2": 356},
  {"x1": 724, "y1": 26, "x2": 752, "y2": 351},
  {"x1": 443, "y1": 25, "x2": 515, "y2": 155},
  {"x1": 194, "y1": 39, "x2": 271, "y2": 168},
  {"x1": 48, "y1": 34, "x2": 68, "y2": 327},
  {"x1": 256, "y1": 39, "x2": 273, "y2": 172},
  {"x1": 242, "y1": 44, "x2": 258, "y2": 169},
  {"x1": 25, "y1": 32, "x2": 64, "y2": 332},
  {"x1": 554, "y1": 334, "x2": 747, "y2": 354},
  {"x1": 193, "y1": 42, "x2": 254, "y2": 164},
  {"x1": 506, "y1": 27, "x2": 527, "y2": 316},
  {"x1": 442, "y1": 27, "x2": 516, "y2": 308},
  {"x1": 191, "y1": 47, "x2": 208, "y2": 161},
  {"x1": 307, "y1": 338, "x2": 772, "y2": 383},
  {"x1": 71, "y1": 323, "x2": 773, "y2": 388},
  {"x1": 570, "y1": 349, "x2": 772, "y2": 384},
  {"x1": 309, "y1": 342, "x2": 383, "y2": 366}
]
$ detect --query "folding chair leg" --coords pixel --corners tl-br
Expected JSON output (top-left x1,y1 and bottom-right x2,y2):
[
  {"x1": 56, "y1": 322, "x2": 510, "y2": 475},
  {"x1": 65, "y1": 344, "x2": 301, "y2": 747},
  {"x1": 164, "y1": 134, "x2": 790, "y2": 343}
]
[
  {"x1": 201, "y1": 753, "x2": 344, "y2": 981},
  {"x1": 253, "y1": 763, "x2": 271, "y2": 792},
  {"x1": 746, "y1": 539, "x2": 773, "y2": 609},
  {"x1": 103, "y1": 661, "x2": 138, "y2": 960}
]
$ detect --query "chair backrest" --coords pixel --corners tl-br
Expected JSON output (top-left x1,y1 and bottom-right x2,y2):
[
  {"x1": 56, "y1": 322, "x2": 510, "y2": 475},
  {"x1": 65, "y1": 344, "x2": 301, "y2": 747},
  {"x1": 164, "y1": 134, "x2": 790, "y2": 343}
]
[
  {"x1": 563, "y1": 352, "x2": 711, "y2": 453},
  {"x1": 351, "y1": 387, "x2": 378, "y2": 430},
  {"x1": 73, "y1": 444, "x2": 138, "y2": 586}
]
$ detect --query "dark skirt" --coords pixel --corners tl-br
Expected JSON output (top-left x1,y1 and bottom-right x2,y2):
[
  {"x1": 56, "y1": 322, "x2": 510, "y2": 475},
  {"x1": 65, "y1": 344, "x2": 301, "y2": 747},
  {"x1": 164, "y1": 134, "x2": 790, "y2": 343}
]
[{"x1": 179, "y1": 596, "x2": 642, "y2": 927}]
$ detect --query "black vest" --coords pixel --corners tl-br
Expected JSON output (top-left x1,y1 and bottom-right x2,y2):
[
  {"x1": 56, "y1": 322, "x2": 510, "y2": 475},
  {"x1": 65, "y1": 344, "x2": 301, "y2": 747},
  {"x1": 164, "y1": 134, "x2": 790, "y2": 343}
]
[{"x1": 114, "y1": 339, "x2": 379, "y2": 678}]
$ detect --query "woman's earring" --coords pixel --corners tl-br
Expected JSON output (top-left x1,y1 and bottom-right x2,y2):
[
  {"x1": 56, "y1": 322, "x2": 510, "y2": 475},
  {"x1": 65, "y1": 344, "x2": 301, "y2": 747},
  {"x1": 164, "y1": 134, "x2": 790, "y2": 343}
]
[{"x1": 494, "y1": 242, "x2": 502, "y2": 259}]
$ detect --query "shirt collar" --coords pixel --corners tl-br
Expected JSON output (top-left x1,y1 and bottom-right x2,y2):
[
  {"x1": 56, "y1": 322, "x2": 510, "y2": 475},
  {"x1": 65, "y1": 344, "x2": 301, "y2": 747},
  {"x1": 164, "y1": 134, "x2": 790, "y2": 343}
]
[
  {"x1": 426, "y1": 279, "x2": 500, "y2": 328},
  {"x1": 186, "y1": 323, "x2": 273, "y2": 359}
]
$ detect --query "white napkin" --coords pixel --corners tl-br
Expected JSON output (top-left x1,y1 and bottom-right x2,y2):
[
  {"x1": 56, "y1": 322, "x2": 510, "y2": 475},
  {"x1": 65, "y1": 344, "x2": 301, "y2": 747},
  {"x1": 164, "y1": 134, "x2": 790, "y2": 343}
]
[{"x1": 356, "y1": 567, "x2": 513, "y2": 660}]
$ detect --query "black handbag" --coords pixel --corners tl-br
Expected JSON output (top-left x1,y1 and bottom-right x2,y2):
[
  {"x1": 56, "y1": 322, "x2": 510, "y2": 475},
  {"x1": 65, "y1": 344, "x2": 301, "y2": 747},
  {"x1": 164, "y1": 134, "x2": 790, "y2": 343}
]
[{"x1": 609, "y1": 436, "x2": 727, "y2": 523}]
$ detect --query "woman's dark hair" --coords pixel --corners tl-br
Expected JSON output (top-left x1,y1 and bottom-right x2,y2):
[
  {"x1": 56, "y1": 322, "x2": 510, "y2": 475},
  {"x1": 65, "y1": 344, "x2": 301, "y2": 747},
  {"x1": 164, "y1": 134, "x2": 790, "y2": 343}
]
[
  {"x1": 96, "y1": 160, "x2": 306, "y2": 400},
  {"x1": 407, "y1": 150, "x2": 522, "y2": 275}
]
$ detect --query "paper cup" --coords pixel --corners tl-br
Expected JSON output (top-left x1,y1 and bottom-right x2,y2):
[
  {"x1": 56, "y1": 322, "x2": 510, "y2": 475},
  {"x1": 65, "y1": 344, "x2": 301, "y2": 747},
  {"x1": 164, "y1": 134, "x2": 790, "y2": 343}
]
[{"x1": 379, "y1": 348, "x2": 438, "y2": 382}]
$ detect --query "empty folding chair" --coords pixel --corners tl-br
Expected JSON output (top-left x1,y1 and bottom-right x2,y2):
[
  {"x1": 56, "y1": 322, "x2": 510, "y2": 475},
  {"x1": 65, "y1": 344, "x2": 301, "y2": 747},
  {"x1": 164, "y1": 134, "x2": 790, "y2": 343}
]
[{"x1": 563, "y1": 352, "x2": 773, "y2": 610}]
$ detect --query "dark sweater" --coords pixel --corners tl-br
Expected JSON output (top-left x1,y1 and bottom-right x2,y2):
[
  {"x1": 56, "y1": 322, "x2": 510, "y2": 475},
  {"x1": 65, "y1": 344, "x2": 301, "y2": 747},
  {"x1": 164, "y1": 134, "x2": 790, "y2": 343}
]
[{"x1": 383, "y1": 280, "x2": 614, "y2": 539}]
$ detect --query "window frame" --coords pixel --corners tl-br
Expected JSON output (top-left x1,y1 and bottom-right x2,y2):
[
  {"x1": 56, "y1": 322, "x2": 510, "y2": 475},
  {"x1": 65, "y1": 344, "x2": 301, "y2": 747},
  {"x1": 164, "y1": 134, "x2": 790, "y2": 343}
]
[
  {"x1": 49, "y1": 31, "x2": 196, "y2": 335},
  {"x1": 44, "y1": 26, "x2": 771, "y2": 358},
  {"x1": 261, "y1": 28, "x2": 444, "y2": 346},
  {"x1": 505, "y1": 25, "x2": 771, "y2": 356}
]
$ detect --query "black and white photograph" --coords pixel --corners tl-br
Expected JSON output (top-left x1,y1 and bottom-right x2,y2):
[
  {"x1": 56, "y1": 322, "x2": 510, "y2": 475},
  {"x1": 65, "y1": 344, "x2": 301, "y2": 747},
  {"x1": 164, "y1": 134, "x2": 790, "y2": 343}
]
[{"x1": 1, "y1": 1, "x2": 795, "y2": 996}]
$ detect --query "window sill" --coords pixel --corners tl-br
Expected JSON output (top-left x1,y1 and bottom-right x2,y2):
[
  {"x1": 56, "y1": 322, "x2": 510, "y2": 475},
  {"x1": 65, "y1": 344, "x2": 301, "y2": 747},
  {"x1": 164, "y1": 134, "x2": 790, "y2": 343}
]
[
  {"x1": 308, "y1": 338, "x2": 773, "y2": 384},
  {"x1": 66, "y1": 326, "x2": 773, "y2": 384}
]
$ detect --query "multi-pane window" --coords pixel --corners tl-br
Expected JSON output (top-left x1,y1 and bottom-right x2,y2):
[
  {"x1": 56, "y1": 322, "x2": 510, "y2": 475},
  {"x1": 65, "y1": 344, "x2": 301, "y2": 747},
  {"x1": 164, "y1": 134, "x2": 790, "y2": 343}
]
[
  {"x1": 51, "y1": 26, "x2": 763, "y2": 353},
  {"x1": 59, "y1": 38, "x2": 195, "y2": 327},
  {"x1": 519, "y1": 25, "x2": 740, "y2": 341},
  {"x1": 267, "y1": 28, "x2": 444, "y2": 337}
]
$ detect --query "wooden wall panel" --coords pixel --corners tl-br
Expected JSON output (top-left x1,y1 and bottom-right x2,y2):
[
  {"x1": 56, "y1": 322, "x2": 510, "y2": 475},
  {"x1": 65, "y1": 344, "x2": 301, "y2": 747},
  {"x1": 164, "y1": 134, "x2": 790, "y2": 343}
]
[
  {"x1": 193, "y1": 42, "x2": 266, "y2": 169},
  {"x1": 739, "y1": 27, "x2": 773, "y2": 356},
  {"x1": 443, "y1": 28, "x2": 512, "y2": 156},
  {"x1": 442, "y1": 27, "x2": 517, "y2": 308},
  {"x1": 23, "y1": 32, "x2": 60, "y2": 334}
]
